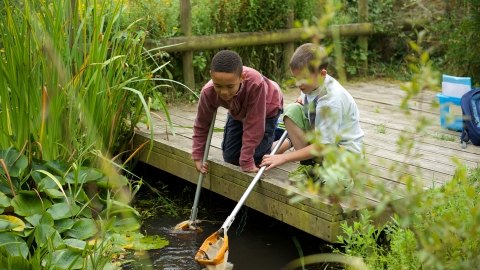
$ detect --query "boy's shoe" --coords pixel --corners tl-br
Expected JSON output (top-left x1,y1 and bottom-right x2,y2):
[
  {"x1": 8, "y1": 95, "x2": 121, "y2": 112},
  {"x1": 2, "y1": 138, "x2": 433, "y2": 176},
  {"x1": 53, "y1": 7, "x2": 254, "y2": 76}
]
[{"x1": 288, "y1": 164, "x2": 321, "y2": 182}]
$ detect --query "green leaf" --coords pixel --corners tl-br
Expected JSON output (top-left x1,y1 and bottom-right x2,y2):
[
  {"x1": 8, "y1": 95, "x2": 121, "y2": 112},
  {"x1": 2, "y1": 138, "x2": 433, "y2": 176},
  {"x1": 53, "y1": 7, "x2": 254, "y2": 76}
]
[
  {"x1": 47, "y1": 203, "x2": 81, "y2": 220},
  {"x1": 31, "y1": 159, "x2": 49, "y2": 184},
  {"x1": 44, "y1": 189, "x2": 65, "y2": 199},
  {"x1": 84, "y1": 259, "x2": 115, "y2": 270},
  {"x1": 42, "y1": 249, "x2": 83, "y2": 269},
  {"x1": 38, "y1": 175, "x2": 65, "y2": 191},
  {"x1": 96, "y1": 175, "x2": 128, "y2": 189},
  {"x1": 66, "y1": 188, "x2": 89, "y2": 203},
  {"x1": 64, "y1": 239, "x2": 87, "y2": 251},
  {"x1": 0, "y1": 191, "x2": 10, "y2": 208},
  {"x1": 64, "y1": 219, "x2": 98, "y2": 240},
  {"x1": 0, "y1": 182, "x2": 14, "y2": 196},
  {"x1": 78, "y1": 207, "x2": 93, "y2": 219},
  {"x1": 0, "y1": 215, "x2": 25, "y2": 232},
  {"x1": 34, "y1": 224, "x2": 62, "y2": 248},
  {"x1": 111, "y1": 232, "x2": 136, "y2": 247},
  {"x1": 109, "y1": 201, "x2": 140, "y2": 217},
  {"x1": 25, "y1": 214, "x2": 43, "y2": 227},
  {"x1": 65, "y1": 168, "x2": 103, "y2": 184},
  {"x1": 113, "y1": 217, "x2": 141, "y2": 233},
  {"x1": 0, "y1": 255, "x2": 33, "y2": 270},
  {"x1": 39, "y1": 212, "x2": 55, "y2": 226},
  {"x1": 0, "y1": 232, "x2": 28, "y2": 258},
  {"x1": 0, "y1": 147, "x2": 28, "y2": 178},
  {"x1": 131, "y1": 235, "x2": 169, "y2": 250},
  {"x1": 54, "y1": 218, "x2": 76, "y2": 233},
  {"x1": 45, "y1": 160, "x2": 71, "y2": 177},
  {"x1": 11, "y1": 193, "x2": 52, "y2": 216},
  {"x1": 465, "y1": 186, "x2": 475, "y2": 199}
]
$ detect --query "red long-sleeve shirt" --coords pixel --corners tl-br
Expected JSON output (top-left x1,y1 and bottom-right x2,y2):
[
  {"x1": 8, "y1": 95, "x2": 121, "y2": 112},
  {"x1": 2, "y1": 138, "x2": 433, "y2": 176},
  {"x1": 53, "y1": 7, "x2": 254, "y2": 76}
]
[{"x1": 192, "y1": 67, "x2": 283, "y2": 171}]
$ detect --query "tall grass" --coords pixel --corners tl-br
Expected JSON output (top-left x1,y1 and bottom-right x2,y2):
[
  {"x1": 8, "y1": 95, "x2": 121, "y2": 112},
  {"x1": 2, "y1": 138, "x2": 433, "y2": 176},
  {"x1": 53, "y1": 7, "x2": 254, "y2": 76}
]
[
  {"x1": 0, "y1": 0, "x2": 175, "y2": 267},
  {"x1": 0, "y1": 0, "x2": 157, "y2": 162}
]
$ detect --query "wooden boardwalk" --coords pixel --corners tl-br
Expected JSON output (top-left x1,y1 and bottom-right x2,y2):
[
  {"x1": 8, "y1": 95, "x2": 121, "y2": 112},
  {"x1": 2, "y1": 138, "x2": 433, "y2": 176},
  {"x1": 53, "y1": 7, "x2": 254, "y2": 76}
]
[{"x1": 133, "y1": 80, "x2": 480, "y2": 242}]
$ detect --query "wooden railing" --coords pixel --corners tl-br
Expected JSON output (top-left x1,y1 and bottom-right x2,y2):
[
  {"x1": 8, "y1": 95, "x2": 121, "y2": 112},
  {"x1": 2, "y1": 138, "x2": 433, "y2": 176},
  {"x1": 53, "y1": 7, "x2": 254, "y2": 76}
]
[{"x1": 145, "y1": 0, "x2": 423, "y2": 90}]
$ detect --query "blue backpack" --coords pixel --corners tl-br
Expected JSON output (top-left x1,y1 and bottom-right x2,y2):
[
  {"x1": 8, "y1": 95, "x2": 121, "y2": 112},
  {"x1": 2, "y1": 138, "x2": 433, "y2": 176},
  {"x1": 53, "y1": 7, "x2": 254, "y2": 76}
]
[{"x1": 460, "y1": 88, "x2": 480, "y2": 148}]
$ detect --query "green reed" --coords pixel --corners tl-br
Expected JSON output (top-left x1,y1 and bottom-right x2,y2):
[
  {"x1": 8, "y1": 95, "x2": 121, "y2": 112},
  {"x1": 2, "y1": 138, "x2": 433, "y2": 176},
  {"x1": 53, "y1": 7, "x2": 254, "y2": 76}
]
[{"x1": 0, "y1": 0, "x2": 157, "y2": 162}]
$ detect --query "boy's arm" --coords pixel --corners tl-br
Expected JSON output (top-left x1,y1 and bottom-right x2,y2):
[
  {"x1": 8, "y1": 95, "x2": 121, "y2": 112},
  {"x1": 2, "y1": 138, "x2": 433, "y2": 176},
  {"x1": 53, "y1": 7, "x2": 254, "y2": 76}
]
[
  {"x1": 260, "y1": 144, "x2": 318, "y2": 170},
  {"x1": 238, "y1": 83, "x2": 268, "y2": 172},
  {"x1": 192, "y1": 89, "x2": 217, "y2": 161}
]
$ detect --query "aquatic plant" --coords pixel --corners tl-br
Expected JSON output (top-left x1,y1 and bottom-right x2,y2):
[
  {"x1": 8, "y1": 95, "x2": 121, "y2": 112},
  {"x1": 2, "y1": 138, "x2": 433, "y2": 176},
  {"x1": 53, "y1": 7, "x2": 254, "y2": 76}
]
[{"x1": 0, "y1": 0, "x2": 176, "y2": 268}]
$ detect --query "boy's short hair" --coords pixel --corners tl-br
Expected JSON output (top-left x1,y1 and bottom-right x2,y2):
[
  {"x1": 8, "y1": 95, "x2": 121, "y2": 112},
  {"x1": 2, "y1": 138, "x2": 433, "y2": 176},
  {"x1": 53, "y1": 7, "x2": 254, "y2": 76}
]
[
  {"x1": 289, "y1": 43, "x2": 328, "y2": 73},
  {"x1": 210, "y1": 50, "x2": 243, "y2": 77}
]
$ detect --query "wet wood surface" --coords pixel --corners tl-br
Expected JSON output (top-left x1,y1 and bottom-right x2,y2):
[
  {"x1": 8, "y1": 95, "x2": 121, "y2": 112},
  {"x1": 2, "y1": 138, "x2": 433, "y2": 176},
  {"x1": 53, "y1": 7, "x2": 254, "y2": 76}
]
[{"x1": 133, "y1": 80, "x2": 480, "y2": 242}]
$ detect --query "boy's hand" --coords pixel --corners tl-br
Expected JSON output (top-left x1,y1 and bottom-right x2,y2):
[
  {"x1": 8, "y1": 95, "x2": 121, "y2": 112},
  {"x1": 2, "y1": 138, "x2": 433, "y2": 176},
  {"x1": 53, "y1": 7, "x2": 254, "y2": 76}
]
[
  {"x1": 296, "y1": 96, "x2": 303, "y2": 105},
  {"x1": 194, "y1": 160, "x2": 209, "y2": 175},
  {"x1": 247, "y1": 167, "x2": 259, "y2": 173},
  {"x1": 259, "y1": 154, "x2": 287, "y2": 171}
]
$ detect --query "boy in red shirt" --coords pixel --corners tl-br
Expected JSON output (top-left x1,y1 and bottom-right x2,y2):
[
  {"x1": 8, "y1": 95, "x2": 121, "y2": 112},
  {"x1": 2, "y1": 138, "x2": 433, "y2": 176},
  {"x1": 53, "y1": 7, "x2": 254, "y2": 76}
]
[{"x1": 192, "y1": 50, "x2": 284, "y2": 173}]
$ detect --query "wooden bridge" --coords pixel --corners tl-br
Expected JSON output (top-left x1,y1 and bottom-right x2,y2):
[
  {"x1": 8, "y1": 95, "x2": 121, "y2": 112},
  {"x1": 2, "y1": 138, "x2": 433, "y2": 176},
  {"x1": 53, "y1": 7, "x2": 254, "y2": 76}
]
[{"x1": 133, "y1": 80, "x2": 479, "y2": 242}]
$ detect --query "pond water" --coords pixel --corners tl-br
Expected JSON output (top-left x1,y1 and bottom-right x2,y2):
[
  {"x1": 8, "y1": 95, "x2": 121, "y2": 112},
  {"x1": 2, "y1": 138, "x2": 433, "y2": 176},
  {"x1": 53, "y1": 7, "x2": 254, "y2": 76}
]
[{"x1": 122, "y1": 163, "x2": 338, "y2": 270}]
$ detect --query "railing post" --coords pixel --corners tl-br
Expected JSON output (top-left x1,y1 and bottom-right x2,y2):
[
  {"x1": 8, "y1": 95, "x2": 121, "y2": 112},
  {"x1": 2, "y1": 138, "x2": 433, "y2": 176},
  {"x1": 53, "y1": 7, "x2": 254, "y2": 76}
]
[
  {"x1": 283, "y1": 1, "x2": 294, "y2": 78},
  {"x1": 358, "y1": 0, "x2": 368, "y2": 77},
  {"x1": 180, "y1": 0, "x2": 195, "y2": 91}
]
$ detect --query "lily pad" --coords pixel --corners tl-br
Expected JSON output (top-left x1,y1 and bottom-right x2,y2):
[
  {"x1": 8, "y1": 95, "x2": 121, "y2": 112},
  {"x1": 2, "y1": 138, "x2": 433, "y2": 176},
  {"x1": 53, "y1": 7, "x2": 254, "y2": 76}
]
[
  {"x1": 0, "y1": 232, "x2": 29, "y2": 258},
  {"x1": 39, "y1": 212, "x2": 54, "y2": 226},
  {"x1": 54, "y1": 218, "x2": 76, "y2": 233},
  {"x1": 45, "y1": 160, "x2": 71, "y2": 177},
  {"x1": 34, "y1": 224, "x2": 62, "y2": 248},
  {"x1": 64, "y1": 219, "x2": 98, "y2": 240},
  {"x1": 46, "y1": 202, "x2": 80, "y2": 220},
  {"x1": 11, "y1": 193, "x2": 52, "y2": 216},
  {"x1": 38, "y1": 175, "x2": 65, "y2": 191},
  {"x1": 131, "y1": 235, "x2": 169, "y2": 250},
  {"x1": 65, "y1": 188, "x2": 89, "y2": 203},
  {"x1": 0, "y1": 182, "x2": 16, "y2": 196},
  {"x1": 113, "y1": 216, "x2": 141, "y2": 232},
  {"x1": 44, "y1": 188, "x2": 65, "y2": 199},
  {"x1": 65, "y1": 168, "x2": 103, "y2": 184},
  {"x1": 31, "y1": 159, "x2": 49, "y2": 184},
  {"x1": 96, "y1": 175, "x2": 128, "y2": 189},
  {"x1": 0, "y1": 215, "x2": 25, "y2": 232},
  {"x1": 111, "y1": 232, "x2": 135, "y2": 248},
  {"x1": 0, "y1": 191, "x2": 10, "y2": 208},
  {"x1": 64, "y1": 238, "x2": 87, "y2": 251},
  {"x1": 41, "y1": 249, "x2": 83, "y2": 269},
  {"x1": 0, "y1": 147, "x2": 28, "y2": 178},
  {"x1": 78, "y1": 207, "x2": 92, "y2": 219},
  {"x1": 25, "y1": 214, "x2": 43, "y2": 227}
]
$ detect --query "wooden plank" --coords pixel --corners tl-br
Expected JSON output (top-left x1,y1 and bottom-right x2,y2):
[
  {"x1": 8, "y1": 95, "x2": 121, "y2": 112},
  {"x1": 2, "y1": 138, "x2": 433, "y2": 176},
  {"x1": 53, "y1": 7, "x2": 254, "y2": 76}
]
[
  {"x1": 283, "y1": 1, "x2": 294, "y2": 78},
  {"x1": 132, "y1": 79, "x2": 480, "y2": 243},
  {"x1": 146, "y1": 23, "x2": 374, "y2": 53},
  {"x1": 149, "y1": 108, "x2": 457, "y2": 183},
  {"x1": 145, "y1": 107, "x2": 455, "y2": 194},
  {"x1": 208, "y1": 169, "x2": 351, "y2": 243},
  {"x1": 180, "y1": 0, "x2": 195, "y2": 90},
  {"x1": 132, "y1": 133, "x2": 354, "y2": 219},
  {"x1": 357, "y1": 0, "x2": 368, "y2": 76}
]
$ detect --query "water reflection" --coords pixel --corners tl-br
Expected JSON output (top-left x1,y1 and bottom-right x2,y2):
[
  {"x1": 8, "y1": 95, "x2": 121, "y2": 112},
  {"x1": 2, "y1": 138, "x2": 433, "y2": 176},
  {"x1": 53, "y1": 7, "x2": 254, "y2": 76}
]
[
  {"x1": 125, "y1": 164, "x2": 333, "y2": 270},
  {"x1": 123, "y1": 210, "x2": 321, "y2": 270}
]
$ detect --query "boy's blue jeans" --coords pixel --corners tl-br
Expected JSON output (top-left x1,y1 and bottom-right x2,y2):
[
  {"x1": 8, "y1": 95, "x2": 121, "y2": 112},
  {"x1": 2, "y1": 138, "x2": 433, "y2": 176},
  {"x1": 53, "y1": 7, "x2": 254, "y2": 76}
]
[{"x1": 222, "y1": 109, "x2": 282, "y2": 166}]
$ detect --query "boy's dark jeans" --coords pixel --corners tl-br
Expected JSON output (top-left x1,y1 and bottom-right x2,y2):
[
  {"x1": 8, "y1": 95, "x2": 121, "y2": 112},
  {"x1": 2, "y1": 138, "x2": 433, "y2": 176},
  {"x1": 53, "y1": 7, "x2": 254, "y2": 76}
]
[{"x1": 222, "y1": 109, "x2": 282, "y2": 167}]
